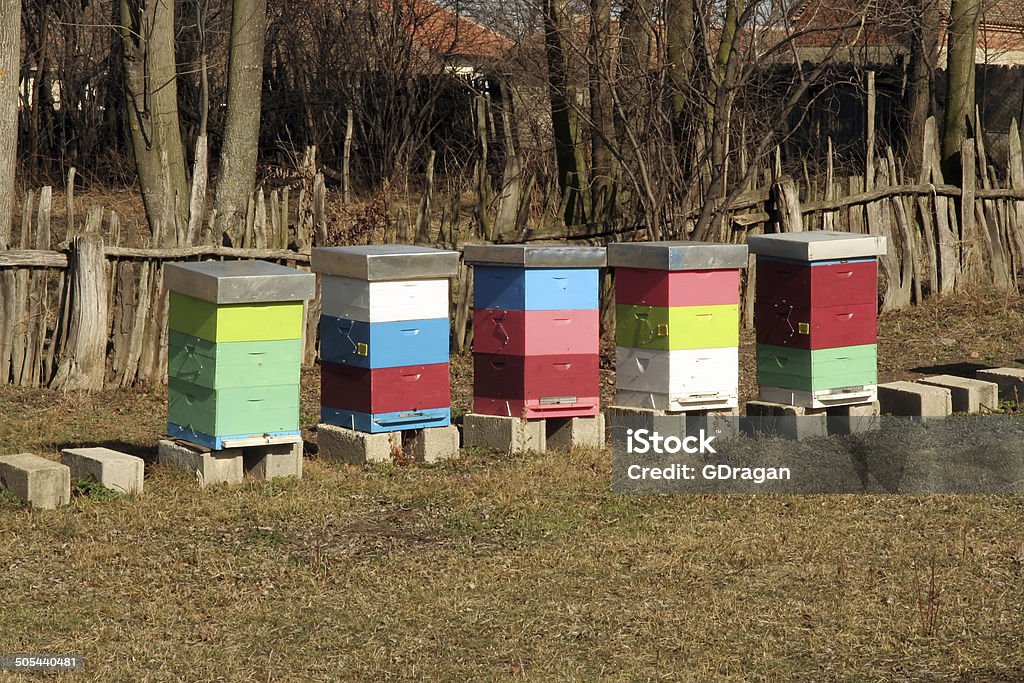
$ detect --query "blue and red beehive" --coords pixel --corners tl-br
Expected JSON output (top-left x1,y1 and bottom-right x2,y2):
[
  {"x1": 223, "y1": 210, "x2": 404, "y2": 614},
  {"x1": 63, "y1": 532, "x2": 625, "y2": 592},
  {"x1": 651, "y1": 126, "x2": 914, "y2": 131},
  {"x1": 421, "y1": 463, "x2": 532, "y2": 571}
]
[
  {"x1": 747, "y1": 231, "x2": 887, "y2": 408},
  {"x1": 464, "y1": 245, "x2": 606, "y2": 419},
  {"x1": 312, "y1": 245, "x2": 460, "y2": 433}
]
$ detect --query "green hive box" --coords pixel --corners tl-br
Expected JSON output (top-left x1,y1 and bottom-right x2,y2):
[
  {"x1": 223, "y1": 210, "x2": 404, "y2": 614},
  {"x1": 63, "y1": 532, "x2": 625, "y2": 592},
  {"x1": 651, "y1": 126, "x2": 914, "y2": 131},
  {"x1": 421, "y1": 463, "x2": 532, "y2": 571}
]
[
  {"x1": 164, "y1": 260, "x2": 315, "y2": 450},
  {"x1": 168, "y1": 292, "x2": 303, "y2": 342},
  {"x1": 167, "y1": 379, "x2": 301, "y2": 436},
  {"x1": 615, "y1": 304, "x2": 739, "y2": 350},
  {"x1": 168, "y1": 331, "x2": 302, "y2": 389},
  {"x1": 756, "y1": 344, "x2": 878, "y2": 392}
]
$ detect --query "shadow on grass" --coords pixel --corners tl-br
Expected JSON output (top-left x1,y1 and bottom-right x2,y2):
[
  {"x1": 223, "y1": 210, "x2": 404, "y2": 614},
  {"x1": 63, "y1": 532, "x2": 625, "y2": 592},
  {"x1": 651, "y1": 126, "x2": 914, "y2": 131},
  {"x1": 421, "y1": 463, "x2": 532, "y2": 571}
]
[{"x1": 907, "y1": 361, "x2": 993, "y2": 378}]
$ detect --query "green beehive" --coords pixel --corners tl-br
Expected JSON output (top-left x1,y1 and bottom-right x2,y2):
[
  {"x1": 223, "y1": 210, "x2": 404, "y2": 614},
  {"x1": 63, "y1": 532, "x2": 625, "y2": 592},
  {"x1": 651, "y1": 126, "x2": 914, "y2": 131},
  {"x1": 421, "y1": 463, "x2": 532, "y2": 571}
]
[
  {"x1": 164, "y1": 260, "x2": 315, "y2": 450},
  {"x1": 755, "y1": 344, "x2": 878, "y2": 393},
  {"x1": 615, "y1": 303, "x2": 739, "y2": 351}
]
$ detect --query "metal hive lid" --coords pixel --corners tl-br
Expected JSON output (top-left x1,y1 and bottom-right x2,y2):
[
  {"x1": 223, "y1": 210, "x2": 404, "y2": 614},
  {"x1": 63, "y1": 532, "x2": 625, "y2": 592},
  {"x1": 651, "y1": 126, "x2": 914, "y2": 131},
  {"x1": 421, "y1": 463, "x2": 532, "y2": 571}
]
[
  {"x1": 311, "y1": 245, "x2": 460, "y2": 280},
  {"x1": 607, "y1": 241, "x2": 749, "y2": 270},
  {"x1": 164, "y1": 260, "x2": 315, "y2": 304},
  {"x1": 462, "y1": 244, "x2": 606, "y2": 267},
  {"x1": 747, "y1": 231, "x2": 887, "y2": 261}
]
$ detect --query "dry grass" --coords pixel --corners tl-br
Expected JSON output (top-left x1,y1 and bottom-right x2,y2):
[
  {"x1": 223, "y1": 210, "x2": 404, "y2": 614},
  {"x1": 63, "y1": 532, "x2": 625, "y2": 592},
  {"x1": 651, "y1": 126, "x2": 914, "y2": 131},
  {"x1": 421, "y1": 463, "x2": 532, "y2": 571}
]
[{"x1": 1, "y1": 291, "x2": 1024, "y2": 680}]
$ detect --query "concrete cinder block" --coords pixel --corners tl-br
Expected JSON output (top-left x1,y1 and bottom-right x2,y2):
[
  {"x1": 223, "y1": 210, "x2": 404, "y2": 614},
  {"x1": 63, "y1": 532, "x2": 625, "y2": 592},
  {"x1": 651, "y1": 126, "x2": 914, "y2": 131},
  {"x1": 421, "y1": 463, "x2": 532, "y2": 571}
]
[
  {"x1": 157, "y1": 440, "x2": 244, "y2": 486},
  {"x1": 317, "y1": 423, "x2": 401, "y2": 465},
  {"x1": 61, "y1": 447, "x2": 145, "y2": 495},
  {"x1": 975, "y1": 368, "x2": 1024, "y2": 405},
  {"x1": 462, "y1": 413, "x2": 545, "y2": 453},
  {"x1": 918, "y1": 375, "x2": 1000, "y2": 414},
  {"x1": 606, "y1": 406, "x2": 685, "y2": 452},
  {"x1": 744, "y1": 400, "x2": 828, "y2": 440},
  {"x1": 689, "y1": 407, "x2": 741, "y2": 442},
  {"x1": 546, "y1": 414, "x2": 606, "y2": 450},
  {"x1": 877, "y1": 381, "x2": 952, "y2": 417},
  {"x1": 405, "y1": 425, "x2": 460, "y2": 463},
  {"x1": 243, "y1": 441, "x2": 303, "y2": 480},
  {"x1": 0, "y1": 454, "x2": 71, "y2": 509},
  {"x1": 605, "y1": 405, "x2": 686, "y2": 431},
  {"x1": 826, "y1": 400, "x2": 881, "y2": 435}
]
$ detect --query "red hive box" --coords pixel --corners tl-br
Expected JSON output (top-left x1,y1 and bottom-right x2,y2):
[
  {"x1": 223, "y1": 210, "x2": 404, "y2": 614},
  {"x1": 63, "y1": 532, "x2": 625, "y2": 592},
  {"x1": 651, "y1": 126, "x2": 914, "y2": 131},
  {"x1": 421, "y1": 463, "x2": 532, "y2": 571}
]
[
  {"x1": 472, "y1": 309, "x2": 600, "y2": 356},
  {"x1": 756, "y1": 259, "x2": 877, "y2": 308},
  {"x1": 754, "y1": 301, "x2": 878, "y2": 350},
  {"x1": 615, "y1": 268, "x2": 740, "y2": 307},
  {"x1": 321, "y1": 361, "x2": 450, "y2": 415},
  {"x1": 472, "y1": 353, "x2": 600, "y2": 418}
]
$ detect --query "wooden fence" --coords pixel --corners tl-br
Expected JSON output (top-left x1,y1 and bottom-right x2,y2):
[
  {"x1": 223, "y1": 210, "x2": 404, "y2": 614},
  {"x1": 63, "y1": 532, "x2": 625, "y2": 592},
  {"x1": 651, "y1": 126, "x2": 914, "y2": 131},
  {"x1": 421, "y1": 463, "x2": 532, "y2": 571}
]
[
  {"x1": 0, "y1": 159, "x2": 333, "y2": 391},
  {"x1": 2, "y1": 118, "x2": 1024, "y2": 391}
]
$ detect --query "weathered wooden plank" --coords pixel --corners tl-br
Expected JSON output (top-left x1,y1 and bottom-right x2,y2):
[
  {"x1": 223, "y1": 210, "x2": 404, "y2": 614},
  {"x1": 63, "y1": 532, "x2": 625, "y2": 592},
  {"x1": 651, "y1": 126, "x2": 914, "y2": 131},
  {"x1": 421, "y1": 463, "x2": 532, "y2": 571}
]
[
  {"x1": 50, "y1": 234, "x2": 108, "y2": 391},
  {"x1": 960, "y1": 138, "x2": 981, "y2": 283},
  {"x1": 302, "y1": 268, "x2": 320, "y2": 367},
  {"x1": 886, "y1": 148, "x2": 916, "y2": 307},
  {"x1": 118, "y1": 231, "x2": 152, "y2": 387},
  {"x1": 269, "y1": 190, "x2": 281, "y2": 250},
  {"x1": 253, "y1": 188, "x2": 267, "y2": 249},
  {"x1": 1008, "y1": 119, "x2": 1024, "y2": 285},
  {"x1": 312, "y1": 173, "x2": 327, "y2": 247},
  {"x1": 296, "y1": 186, "x2": 310, "y2": 251},
  {"x1": 101, "y1": 245, "x2": 310, "y2": 261},
  {"x1": 452, "y1": 261, "x2": 472, "y2": 353},
  {"x1": 10, "y1": 191, "x2": 35, "y2": 385},
  {"x1": 281, "y1": 188, "x2": 290, "y2": 249},
  {"x1": 770, "y1": 176, "x2": 803, "y2": 232},
  {"x1": 866, "y1": 71, "x2": 876, "y2": 192},
  {"x1": 65, "y1": 168, "x2": 76, "y2": 239},
  {"x1": 28, "y1": 188, "x2": 53, "y2": 387}
]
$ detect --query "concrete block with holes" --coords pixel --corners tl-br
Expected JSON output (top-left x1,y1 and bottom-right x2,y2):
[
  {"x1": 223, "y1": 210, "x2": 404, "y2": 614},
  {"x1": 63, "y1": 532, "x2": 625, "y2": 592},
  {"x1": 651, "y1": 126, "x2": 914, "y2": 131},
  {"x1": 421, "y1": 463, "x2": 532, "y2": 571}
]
[
  {"x1": 462, "y1": 413, "x2": 546, "y2": 453},
  {"x1": 158, "y1": 439, "x2": 244, "y2": 486}
]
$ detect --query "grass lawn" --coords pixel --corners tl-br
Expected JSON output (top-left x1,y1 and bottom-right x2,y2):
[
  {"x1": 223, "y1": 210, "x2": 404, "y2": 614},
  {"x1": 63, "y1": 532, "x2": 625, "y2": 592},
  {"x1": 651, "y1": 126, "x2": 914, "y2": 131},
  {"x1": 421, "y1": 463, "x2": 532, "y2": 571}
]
[{"x1": 1, "y1": 289, "x2": 1024, "y2": 680}]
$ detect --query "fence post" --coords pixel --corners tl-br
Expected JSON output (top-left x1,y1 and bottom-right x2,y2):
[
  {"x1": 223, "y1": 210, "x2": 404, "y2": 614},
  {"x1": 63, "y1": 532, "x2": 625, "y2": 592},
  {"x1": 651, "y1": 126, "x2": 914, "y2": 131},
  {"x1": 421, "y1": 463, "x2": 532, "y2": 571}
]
[
  {"x1": 50, "y1": 233, "x2": 108, "y2": 391},
  {"x1": 769, "y1": 175, "x2": 802, "y2": 232}
]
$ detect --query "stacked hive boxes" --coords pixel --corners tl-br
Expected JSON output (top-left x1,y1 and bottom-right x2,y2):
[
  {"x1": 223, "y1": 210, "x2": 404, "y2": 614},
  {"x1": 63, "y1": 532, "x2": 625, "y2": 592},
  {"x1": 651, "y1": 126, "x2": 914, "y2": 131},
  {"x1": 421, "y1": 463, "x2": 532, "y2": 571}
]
[
  {"x1": 164, "y1": 261, "x2": 315, "y2": 450},
  {"x1": 312, "y1": 245, "x2": 459, "y2": 433},
  {"x1": 747, "y1": 231, "x2": 887, "y2": 408},
  {"x1": 465, "y1": 245, "x2": 605, "y2": 419},
  {"x1": 608, "y1": 241, "x2": 748, "y2": 411}
]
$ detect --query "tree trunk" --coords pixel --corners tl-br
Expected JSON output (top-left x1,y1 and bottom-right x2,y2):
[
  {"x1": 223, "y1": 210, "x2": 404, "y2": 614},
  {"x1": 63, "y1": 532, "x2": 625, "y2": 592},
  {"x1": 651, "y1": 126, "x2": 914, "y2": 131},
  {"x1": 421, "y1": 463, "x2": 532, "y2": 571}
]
[
  {"x1": 589, "y1": 0, "x2": 615, "y2": 218},
  {"x1": 0, "y1": 0, "x2": 20, "y2": 246},
  {"x1": 941, "y1": 0, "x2": 981, "y2": 181},
  {"x1": 118, "y1": 0, "x2": 190, "y2": 246},
  {"x1": 666, "y1": 0, "x2": 695, "y2": 124},
  {"x1": 544, "y1": 0, "x2": 588, "y2": 225},
  {"x1": 214, "y1": 0, "x2": 268, "y2": 247},
  {"x1": 906, "y1": 0, "x2": 940, "y2": 177}
]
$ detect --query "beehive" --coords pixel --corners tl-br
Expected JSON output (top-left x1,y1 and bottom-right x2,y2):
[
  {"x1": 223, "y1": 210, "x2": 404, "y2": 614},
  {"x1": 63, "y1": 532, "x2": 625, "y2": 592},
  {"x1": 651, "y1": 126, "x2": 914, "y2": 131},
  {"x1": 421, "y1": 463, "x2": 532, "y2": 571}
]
[
  {"x1": 465, "y1": 245, "x2": 605, "y2": 419},
  {"x1": 608, "y1": 241, "x2": 748, "y2": 411},
  {"x1": 312, "y1": 245, "x2": 459, "y2": 433},
  {"x1": 164, "y1": 260, "x2": 315, "y2": 449},
  {"x1": 747, "y1": 231, "x2": 887, "y2": 408}
]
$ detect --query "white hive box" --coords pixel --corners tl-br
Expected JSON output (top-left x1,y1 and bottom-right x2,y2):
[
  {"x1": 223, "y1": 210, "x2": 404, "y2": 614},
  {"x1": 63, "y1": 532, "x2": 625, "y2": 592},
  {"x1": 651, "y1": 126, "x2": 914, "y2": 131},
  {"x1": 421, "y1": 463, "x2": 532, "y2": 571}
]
[{"x1": 615, "y1": 346, "x2": 739, "y2": 411}]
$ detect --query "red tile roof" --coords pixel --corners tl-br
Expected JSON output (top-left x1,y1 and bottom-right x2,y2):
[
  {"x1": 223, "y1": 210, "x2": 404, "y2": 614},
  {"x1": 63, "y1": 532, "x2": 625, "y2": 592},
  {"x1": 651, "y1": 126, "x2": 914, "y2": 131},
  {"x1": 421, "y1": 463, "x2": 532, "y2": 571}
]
[{"x1": 388, "y1": 0, "x2": 512, "y2": 59}]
